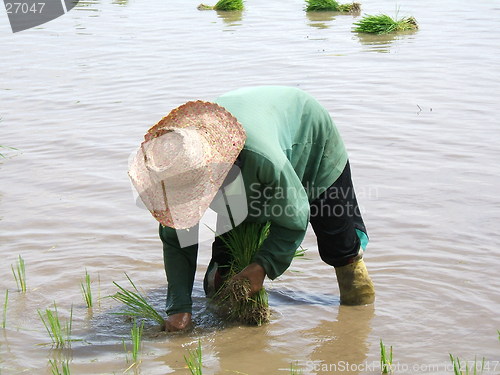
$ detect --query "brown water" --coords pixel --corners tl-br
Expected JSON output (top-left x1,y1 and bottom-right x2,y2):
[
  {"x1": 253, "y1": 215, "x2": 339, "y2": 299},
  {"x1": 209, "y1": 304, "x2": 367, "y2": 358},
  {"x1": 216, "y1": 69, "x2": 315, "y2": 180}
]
[{"x1": 1, "y1": 0, "x2": 500, "y2": 374}]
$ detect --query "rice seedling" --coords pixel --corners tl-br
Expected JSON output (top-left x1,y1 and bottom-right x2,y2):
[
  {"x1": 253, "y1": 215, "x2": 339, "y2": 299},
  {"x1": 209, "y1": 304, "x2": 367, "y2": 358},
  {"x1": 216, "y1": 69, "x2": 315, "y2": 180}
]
[
  {"x1": 123, "y1": 320, "x2": 144, "y2": 370},
  {"x1": 80, "y1": 269, "x2": 93, "y2": 308},
  {"x1": 449, "y1": 354, "x2": 485, "y2": 375},
  {"x1": 380, "y1": 339, "x2": 393, "y2": 374},
  {"x1": 184, "y1": 339, "x2": 203, "y2": 375},
  {"x1": 49, "y1": 359, "x2": 71, "y2": 375},
  {"x1": 290, "y1": 362, "x2": 303, "y2": 374},
  {"x1": 130, "y1": 320, "x2": 144, "y2": 364},
  {"x1": 305, "y1": 0, "x2": 360, "y2": 13},
  {"x1": 354, "y1": 14, "x2": 418, "y2": 34},
  {"x1": 11, "y1": 255, "x2": 27, "y2": 293},
  {"x1": 0, "y1": 145, "x2": 18, "y2": 159},
  {"x1": 110, "y1": 273, "x2": 165, "y2": 329},
  {"x1": 213, "y1": 221, "x2": 271, "y2": 325},
  {"x1": 38, "y1": 302, "x2": 73, "y2": 348},
  {"x1": 197, "y1": 0, "x2": 243, "y2": 11},
  {"x1": 2, "y1": 290, "x2": 8, "y2": 329}
]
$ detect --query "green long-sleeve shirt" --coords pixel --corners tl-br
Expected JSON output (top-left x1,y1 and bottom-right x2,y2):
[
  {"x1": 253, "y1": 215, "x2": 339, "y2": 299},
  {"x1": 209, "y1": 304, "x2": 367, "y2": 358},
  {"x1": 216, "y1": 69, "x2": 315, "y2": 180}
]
[{"x1": 161, "y1": 86, "x2": 348, "y2": 315}]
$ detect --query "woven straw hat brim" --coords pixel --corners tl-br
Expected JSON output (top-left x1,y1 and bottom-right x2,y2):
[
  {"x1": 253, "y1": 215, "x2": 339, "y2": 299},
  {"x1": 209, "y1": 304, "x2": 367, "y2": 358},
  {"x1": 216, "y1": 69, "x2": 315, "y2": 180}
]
[{"x1": 129, "y1": 101, "x2": 246, "y2": 229}]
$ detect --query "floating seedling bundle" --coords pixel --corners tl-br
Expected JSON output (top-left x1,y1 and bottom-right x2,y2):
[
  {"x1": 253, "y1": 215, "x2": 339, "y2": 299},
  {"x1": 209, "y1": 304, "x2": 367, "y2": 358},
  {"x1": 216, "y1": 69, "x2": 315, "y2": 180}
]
[
  {"x1": 213, "y1": 222, "x2": 271, "y2": 326},
  {"x1": 305, "y1": 0, "x2": 360, "y2": 13},
  {"x1": 354, "y1": 14, "x2": 418, "y2": 34},
  {"x1": 198, "y1": 0, "x2": 243, "y2": 11}
]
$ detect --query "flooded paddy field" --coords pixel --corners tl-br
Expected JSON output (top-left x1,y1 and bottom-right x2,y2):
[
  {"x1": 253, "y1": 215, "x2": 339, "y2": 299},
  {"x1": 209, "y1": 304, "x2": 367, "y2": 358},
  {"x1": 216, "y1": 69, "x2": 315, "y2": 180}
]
[{"x1": 1, "y1": 0, "x2": 499, "y2": 373}]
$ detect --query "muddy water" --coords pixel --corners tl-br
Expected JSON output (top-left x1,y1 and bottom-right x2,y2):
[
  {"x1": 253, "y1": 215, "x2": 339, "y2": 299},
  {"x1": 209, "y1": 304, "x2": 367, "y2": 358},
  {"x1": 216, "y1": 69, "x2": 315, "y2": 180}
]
[{"x1": 1, "y1": 0, "x2": 500, "y2": 373}]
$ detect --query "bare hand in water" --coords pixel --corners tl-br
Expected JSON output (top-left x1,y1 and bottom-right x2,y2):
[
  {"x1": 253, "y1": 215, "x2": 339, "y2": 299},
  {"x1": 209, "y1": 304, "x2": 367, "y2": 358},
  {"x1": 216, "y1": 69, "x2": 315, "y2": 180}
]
[{"x1": 232, "y1": 262, "x2": 266, "y2": 296}]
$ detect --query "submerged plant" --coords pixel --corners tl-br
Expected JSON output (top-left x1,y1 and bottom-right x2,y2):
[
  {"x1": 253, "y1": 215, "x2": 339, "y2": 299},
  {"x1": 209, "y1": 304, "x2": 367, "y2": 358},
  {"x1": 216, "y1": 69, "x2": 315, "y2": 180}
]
[
  {"x1": 184, "y1": 340, "x2": 203, "y2": 375},
  {"x1": 49, "y1": 359, "x2": 71, "y2": 375},
  {"x1": 38, "y1": 302, "x2": 73, "y2": 348},
  {"x1": 380, "y1": 339, "x2": 393, "y2": 374},
  {"x1": 111, "y1": 274, "x2": 165, "y2": 329},
  {"x1": 80, "y1": 269, "x2": 93, "y2": 308},
  {"x1": 198, "y1": 0, "x2": 243, "y2": 11},
  {"x1": 2, "y1": 290, "x2": 8, "y2": 329},
  {"x1": 449, "y1": 354, "x2": 485, "y2": 375},
  {"x1": 213, "y1": 222, "x2": 271, "y2": 325},
  {"x1": 354, "y1": 14, "x2": 417, "y2": 34},
  {"x1": 305, "y1": 0, "x2": 360, "y2": 13},
  {"x1": 11, "y1": 255, "x2": 27, "y2": 293}
]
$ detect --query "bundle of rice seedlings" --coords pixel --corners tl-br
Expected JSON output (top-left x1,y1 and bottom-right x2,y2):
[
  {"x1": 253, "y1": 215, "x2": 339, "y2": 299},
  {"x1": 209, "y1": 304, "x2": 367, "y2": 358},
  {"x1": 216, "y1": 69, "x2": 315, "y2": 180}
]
[
  {"x1": 337, "y1": 2, "x2": 360, "y2": 13},
  {"x1": 198, "y1": 0, "x2": 243, "y2": 11},
  {"x1": 110, "y1": 274, "x2": 165, "y2": 330},
  {"x1": 305, "y1": 0, "x2": 360, "y2": 13},
  {"x1": 213, "y1": 222, "x2": 271, "y2": 326},
  {"x1": 354, "y1": 14, "x2": 418, "y2": 34}
]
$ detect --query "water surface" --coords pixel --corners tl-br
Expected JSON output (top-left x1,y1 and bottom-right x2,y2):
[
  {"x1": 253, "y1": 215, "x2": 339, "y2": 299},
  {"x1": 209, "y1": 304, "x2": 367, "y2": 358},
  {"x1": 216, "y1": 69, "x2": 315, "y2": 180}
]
[{"x1": 1, "y1": 0, "x2": 499, "y2": 373}]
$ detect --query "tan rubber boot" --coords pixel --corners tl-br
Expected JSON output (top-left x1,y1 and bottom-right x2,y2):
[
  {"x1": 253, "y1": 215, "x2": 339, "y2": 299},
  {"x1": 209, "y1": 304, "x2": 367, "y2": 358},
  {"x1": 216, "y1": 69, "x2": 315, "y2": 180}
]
[{"x1": 335, "y1": 258, "x2": 375, "y2": 305}]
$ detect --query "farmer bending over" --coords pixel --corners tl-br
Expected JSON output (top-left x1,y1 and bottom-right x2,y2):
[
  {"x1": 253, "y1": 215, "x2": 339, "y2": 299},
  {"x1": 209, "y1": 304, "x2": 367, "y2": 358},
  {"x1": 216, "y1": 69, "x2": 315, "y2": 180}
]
[{"x1": 128, "y1": 86, "x2": 375, "y2": 332}]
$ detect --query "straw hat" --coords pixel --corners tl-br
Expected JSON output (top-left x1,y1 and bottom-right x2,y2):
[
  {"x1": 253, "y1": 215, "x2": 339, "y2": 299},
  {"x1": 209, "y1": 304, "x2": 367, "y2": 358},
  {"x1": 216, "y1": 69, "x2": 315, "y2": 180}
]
[{"x1": 128, "y1": 101, "x2": 246, "y2": 229}]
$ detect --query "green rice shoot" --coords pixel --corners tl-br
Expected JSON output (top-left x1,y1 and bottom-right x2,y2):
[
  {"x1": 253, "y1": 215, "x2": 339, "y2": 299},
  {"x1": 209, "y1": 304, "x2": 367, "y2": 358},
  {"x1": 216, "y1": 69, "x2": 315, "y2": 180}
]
[
  {"x1": 0, "y1": 145, "x2": 18, "y2": 159},
  {"x1": 81, "y1": 269, "x2": 93, "y2": 308},
  {"x1": 198, "y1": 0, "x2": 243, "y2": 11},
  {"x1": 11, "y1": 255, "x2": 27, "y2": 293},
  {"x1": 49, "y1": 359, "x2": 71, "y2": 375},
  {"x1": 124, "y1": 320, "x2": 144, "y2": 371},
  {"x1": 111, "y1": 273, "x2": 165, "y2": 329},
  {"x1": 380, "y1": 339, "x2": 393, "y2": 374},
  {"x1": 290, "y1": 362, "x2": 303, "y2": 374},
  {"x1": 2, "y1": 290, "x2": 8, "y2": 329},
  {"x1": 305, "y1": 0, "x2": 360, "y2": 13},
  {"x1": 354, "y1": 14, "x2": 418, "y2": 34},
  {"x1": 131, "y1": 320, "x2": 143, "y2": 364},
  {"x1": 38, "y1": 302, "x2": 74, "y2": 348},
  {"x1": 184, "y1": 339, "x2": 203, "y2": 375},
  {"x1": 213, "y1": 222, "x2": 271, "y2": 326},
  {"x1": 449, "y1": 354, "x2": 485, "y2": 375}
]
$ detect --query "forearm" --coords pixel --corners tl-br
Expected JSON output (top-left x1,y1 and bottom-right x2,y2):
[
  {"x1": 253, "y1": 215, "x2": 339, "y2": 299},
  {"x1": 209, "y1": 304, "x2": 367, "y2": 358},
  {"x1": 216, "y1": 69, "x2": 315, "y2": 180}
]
[
  {"x1": 159, "y1": 224, "x2": 198, "y2": 315},
  {"x1": 252, "y1": 225, "x2": 306, "y2": 280}
]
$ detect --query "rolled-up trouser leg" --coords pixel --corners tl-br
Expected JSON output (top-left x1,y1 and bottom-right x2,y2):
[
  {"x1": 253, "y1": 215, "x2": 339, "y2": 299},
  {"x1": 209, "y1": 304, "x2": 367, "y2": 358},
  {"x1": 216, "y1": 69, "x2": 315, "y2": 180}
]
[{"x1": 309, "y1": 160, "x2": 375, "y2": 305}]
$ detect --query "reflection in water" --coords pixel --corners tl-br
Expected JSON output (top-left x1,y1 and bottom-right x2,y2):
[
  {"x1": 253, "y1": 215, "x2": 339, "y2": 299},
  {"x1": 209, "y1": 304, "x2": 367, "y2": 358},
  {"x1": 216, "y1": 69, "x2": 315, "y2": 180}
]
[
  {"x1": 112, "y1": 0, "x2": 128, "y2": 5},
  {"x1": 306, "y1": 11, "x2": 336, "y2": 29},
  {"x1": 355, "y1": 30, "x2": 417, "y2": 53},
  {"x1": 307, "y1": 305, "x2": 375, "y2": 374},
  {"x1": 216, "y1": 10, "x2": 243, "y2": 26}
]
